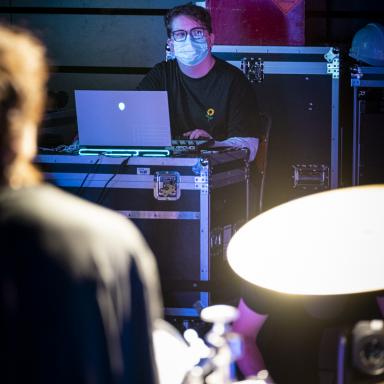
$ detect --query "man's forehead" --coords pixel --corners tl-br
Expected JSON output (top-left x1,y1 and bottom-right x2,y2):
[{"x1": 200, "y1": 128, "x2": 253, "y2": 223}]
[{"x1": 171, "y1": 15, "x2": 203, "y2": 30}]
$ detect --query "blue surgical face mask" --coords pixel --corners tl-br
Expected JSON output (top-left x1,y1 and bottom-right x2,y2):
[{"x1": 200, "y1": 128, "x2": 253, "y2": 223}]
[{"x1": 173, "y1": 36, "x2": 209, "y2": 66}]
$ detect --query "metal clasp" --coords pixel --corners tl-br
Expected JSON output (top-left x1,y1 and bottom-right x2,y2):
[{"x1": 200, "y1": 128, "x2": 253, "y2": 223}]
[
  {"x1": 154, "y1": 171, "x2": 181, "y2": 200},
  {"x1": 292, "y1": 164, "x2": 329, "y2": 190}
]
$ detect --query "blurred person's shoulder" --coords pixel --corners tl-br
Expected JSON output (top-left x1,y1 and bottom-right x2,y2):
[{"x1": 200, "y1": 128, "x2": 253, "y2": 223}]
[{"x1": 0, "y1": 184, "x2": 153, "y2": 276}]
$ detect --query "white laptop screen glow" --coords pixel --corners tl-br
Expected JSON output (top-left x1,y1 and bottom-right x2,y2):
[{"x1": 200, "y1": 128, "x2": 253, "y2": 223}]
[{"x1": 75, "y1": 90, "x2": 172, "y2": 148}]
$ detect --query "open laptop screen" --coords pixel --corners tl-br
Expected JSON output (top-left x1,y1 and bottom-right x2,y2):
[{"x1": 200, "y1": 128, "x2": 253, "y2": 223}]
[{"x1": 75, "y1": 90, "x2": 172, "y2": 152}]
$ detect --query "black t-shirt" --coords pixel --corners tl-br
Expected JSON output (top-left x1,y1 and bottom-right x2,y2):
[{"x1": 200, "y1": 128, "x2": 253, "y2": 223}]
[{"x1": 137, "y1": 57, "x2": 260, "y2": 140}]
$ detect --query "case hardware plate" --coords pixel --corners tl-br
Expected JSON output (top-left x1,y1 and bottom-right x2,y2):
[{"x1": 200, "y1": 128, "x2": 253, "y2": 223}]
[
  {"x1": 325, "y1": 48, "x2": 340, "y2": 79},
  {"x1": 292, "y1": 164, "x2": 329, "y2": 190},
  {"x1": 194, "y1": 174, "x2": 209, "y2": 193},
  {"x1": 241, "y1": 57, "x2": 264, "y2": 83},
  {"x1": 154, "y1": 171, "x2": 181, "y2": 200}
]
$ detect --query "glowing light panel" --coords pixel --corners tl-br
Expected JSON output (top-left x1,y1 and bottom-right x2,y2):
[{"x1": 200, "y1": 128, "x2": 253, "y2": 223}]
[{"x1": 227, "y1": 185, "x2": 384, "y2": 295}]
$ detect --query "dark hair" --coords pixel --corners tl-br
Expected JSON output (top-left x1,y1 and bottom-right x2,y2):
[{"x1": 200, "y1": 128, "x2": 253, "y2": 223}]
[{"x1": 164, "y1": 3, "x2": 212, "y2": 37}]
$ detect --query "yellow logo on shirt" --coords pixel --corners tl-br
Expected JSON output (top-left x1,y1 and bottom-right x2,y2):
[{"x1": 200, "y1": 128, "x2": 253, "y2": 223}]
[{"x1": 206, "y1": 108, "x2": 215, "y2": 121}]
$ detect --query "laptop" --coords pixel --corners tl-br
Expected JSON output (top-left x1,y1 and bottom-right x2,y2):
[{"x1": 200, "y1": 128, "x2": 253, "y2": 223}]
[{"x1": 75, "y1": 90, "x2": 172, "y2": 156}]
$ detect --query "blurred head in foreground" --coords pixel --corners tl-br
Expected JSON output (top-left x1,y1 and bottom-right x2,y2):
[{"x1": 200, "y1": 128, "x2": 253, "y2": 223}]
[
  {"x1": 0, "y1": 24, "x2": 48, "y2": 187},
  {"x1": 0, "y1": 24, "x2": 162, "y2": 384}
]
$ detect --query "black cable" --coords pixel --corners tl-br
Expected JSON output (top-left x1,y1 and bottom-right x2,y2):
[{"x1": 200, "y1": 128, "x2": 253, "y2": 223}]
[
  {"x1": 77, "y1": 157, "x2": 101, "y2": 197},
  {"x1": 96, "y1": 157, "x2": 130, "y2": 205}
]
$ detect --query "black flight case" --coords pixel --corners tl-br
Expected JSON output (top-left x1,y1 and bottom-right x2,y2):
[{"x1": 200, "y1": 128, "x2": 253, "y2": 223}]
[
  {"x1": 350, "y1": 65, "x2": 384, "y2": 186},
  {"x1": 212, "y1": 45, "x2": 341, "y2": 210},
  {"x1": 37, "y1": 149, "x2": 250, "y2": 317}
]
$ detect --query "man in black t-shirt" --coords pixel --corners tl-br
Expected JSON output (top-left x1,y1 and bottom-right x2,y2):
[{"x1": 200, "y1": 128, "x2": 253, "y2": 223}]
[{"x1": 137, "y1": 3, "x2": 260, "y2": 161}]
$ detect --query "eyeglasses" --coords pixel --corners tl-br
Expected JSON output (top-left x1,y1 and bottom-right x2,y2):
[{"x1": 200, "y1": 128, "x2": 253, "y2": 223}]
[{"x1": 171, "y1": 27, "x2": 207, "y2": 42}]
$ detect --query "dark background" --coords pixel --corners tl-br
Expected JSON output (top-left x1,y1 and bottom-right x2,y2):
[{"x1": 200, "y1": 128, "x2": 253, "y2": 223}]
[{"x1": 0, "y1": 0, "x2": 383, "y2": 108}]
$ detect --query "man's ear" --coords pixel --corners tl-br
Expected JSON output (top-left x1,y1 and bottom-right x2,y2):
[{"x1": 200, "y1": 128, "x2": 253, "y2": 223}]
[
  {"x1": 208, "y1": 33, "x2": 215, "y2": 49},
  {"x1": 167, "y1": 38, "x2": 174, "y2": 53}
]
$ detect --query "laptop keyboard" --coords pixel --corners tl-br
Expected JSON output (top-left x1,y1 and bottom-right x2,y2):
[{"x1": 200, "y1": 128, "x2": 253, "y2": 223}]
[{"x1": 171, "y1": 138, "x2": 214, "y2": 151}]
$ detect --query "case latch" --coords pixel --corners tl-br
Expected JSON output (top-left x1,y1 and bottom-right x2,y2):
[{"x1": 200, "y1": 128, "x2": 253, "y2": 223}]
[
  {"x1": 241, "y1": 57, "x2": 264, "y2": 83},
  {"x1": 154, "y1": 171, "x2": 181, "y2": 200},
  {"x1": 292, "y1": 164, "x2": 329, "y2": 190}
]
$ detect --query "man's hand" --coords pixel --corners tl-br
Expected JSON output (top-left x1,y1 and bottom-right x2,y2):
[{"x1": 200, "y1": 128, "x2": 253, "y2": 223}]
[{"x1": 183, "y1": 129, "x2": 212, "y2": 140}]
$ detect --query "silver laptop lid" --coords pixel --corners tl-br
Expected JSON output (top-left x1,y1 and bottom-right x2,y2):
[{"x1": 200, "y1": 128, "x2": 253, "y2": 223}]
[{"x1": 75, "y1": 90, "x2": 172, "y2": 148}]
